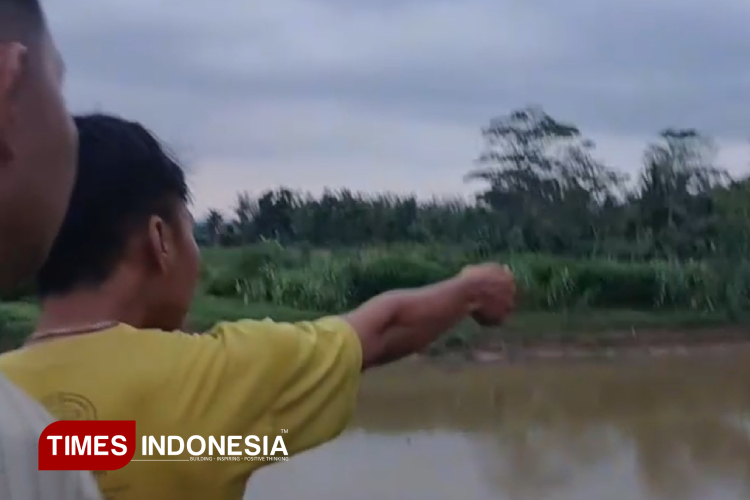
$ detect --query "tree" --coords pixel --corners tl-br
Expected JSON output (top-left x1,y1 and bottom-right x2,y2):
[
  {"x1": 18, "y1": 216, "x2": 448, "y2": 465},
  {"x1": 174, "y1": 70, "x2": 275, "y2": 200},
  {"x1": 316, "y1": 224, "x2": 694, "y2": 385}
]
[
  {"x1": 466, "y1": 105, "x2": 625, "y2": 254},
  {"x1": 253, "y1": 188, "x2": 298, "y2": 243},
  {"x1": 234, "y1": 191, "x2": 259, "y2": 243},
  {"x1": 204, "y1": 210, "x2": 224, "y2": 247},
  {"x1": 635, "y1": 129, "x2": 730, "y2": 258},
  {"x1": 190, "y1": 105, "x2": 740, "y2": 263}
]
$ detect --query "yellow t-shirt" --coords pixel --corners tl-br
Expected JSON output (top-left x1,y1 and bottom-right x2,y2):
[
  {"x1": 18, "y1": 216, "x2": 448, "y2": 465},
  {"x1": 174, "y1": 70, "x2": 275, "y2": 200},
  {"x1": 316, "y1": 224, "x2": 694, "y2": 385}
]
[{"x1": 0, "y1": 317, "x2": 362, "y2": 500}]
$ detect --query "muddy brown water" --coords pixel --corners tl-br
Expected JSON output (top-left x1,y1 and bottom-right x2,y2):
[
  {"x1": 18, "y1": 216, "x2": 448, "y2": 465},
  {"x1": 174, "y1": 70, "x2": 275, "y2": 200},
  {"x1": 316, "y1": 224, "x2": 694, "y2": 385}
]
[{"x1": 247, "y1": 354, "x2": 750, "y2": 500}]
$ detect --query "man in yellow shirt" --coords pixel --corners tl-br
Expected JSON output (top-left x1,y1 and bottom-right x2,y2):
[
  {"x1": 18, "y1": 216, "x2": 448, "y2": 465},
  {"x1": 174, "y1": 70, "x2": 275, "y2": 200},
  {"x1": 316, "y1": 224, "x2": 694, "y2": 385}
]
[{"x1": 0, "y1": 113, "x2": 516, "y2": 500}]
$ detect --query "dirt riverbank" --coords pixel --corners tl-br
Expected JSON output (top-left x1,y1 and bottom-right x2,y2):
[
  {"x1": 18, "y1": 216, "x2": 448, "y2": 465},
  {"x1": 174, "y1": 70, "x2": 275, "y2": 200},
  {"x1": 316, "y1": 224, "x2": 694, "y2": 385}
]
[{"x1": 429, "y1": 327, "x2": 750, "y2": 363}]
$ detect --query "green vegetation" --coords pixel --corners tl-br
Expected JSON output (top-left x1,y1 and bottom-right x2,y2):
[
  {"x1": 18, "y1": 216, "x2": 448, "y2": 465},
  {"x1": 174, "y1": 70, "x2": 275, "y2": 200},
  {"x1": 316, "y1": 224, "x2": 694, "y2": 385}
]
[
  {"x1": 198, "y1": 243, "x2": 748, "y2": 317},
  {"x1": 0, "y1": 301, "x2": 37, "y2": 352},
  {"x1": 0, "y1": 241, "x2": 743, "y2": 353},
  {"x1": 195, "y1": 107, "x2": 750, "y2": 266},
  {"x1": 3, "y1": 105, "x2": 750, "y2": 355}
]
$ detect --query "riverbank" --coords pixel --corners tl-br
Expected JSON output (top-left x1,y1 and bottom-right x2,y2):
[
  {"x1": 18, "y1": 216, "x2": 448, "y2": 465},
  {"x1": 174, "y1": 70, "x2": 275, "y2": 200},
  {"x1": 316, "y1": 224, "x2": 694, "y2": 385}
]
[
  {"x1": 1, "y1": 294, "x2": 747, "y2": 358},
  {"x1": 464, "y1": 328, "x2": 750, "y2": 364}
]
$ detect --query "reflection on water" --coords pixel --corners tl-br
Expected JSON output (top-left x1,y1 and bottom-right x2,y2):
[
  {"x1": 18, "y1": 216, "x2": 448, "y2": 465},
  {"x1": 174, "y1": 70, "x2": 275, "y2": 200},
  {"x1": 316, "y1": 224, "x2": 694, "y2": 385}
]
[{"x1": 247, "y1": 355, "x2": 750, "y2": 500}]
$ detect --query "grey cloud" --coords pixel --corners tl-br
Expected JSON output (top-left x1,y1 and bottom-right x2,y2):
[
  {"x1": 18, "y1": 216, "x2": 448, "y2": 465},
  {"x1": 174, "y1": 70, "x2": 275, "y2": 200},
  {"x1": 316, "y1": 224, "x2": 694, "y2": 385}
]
[
  {"x1": 40, "y1": 0, "x2": 750, "y2": 214},
  {"x1": 53, "y1": 0, "x2": 750, "y2": 139}
]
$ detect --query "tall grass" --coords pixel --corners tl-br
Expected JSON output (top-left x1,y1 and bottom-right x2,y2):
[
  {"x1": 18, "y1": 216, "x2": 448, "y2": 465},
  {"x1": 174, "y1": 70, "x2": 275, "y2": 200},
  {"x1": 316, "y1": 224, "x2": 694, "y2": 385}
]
[
  {"x1": 1, "y1": 244, "x2": 745, "y2": 354},
  {"x1": 202, "y1": 243, "x2": 750, "y2": 317}
]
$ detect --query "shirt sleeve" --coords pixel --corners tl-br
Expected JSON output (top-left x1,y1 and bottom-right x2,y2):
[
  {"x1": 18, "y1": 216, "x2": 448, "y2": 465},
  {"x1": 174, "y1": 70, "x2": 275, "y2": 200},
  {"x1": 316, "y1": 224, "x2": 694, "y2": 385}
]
[{"x1": 173, "y1": 316, "x2": 363, "y2": 459}]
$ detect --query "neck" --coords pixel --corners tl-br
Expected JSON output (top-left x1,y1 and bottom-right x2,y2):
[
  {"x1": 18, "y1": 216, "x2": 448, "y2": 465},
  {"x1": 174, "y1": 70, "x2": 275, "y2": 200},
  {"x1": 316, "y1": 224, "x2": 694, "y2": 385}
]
[{"x1": 35, "y1": 285, "x2": 147, "y2": 334}]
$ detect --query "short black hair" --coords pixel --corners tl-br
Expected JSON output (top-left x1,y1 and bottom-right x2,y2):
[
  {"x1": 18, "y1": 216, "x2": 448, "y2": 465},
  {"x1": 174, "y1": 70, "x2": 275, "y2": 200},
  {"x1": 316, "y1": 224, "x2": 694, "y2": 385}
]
[
  {"x1": 0, "y1": 0, "x2": 45, "y2": 40},
  {"x1": 37, "y1": 113, "x2": 191, "y2": 298}
]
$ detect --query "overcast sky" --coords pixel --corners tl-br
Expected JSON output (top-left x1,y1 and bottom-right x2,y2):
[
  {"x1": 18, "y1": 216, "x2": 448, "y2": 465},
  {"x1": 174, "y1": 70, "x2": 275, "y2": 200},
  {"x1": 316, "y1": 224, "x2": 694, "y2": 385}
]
[{"x1": 46, "y1": 0, "x2": 750, "y2": 217}]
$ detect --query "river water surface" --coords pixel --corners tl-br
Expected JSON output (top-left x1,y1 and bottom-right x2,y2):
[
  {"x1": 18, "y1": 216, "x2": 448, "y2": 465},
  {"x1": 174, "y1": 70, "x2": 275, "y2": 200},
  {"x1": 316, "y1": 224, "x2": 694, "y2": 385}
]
[{"x1": 247, "y1": 354, "x2": 750, "y2": 500}]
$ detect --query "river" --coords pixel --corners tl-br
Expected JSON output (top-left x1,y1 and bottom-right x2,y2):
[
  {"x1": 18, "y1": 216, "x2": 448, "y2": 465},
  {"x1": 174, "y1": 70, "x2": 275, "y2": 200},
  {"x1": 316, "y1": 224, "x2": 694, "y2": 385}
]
[{"x1": 247, "y1": 354, "x2": 750, "y2": 500}]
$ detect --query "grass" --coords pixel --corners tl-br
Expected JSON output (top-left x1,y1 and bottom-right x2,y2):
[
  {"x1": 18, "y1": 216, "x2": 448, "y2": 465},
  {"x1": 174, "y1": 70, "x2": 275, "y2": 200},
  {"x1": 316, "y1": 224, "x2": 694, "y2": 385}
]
[
  {"x1": 184, "y1": 292, "x2": 738, "y2": 341},
  {"x1": 0, "y1": 301, "x2": 38, "y2": 322},
  {"x1": 198, "y1": 243, "x2": 750, "y2": 318},
  {"x1": 2, "y1": 244, "x2": 747, "y2": 356}
]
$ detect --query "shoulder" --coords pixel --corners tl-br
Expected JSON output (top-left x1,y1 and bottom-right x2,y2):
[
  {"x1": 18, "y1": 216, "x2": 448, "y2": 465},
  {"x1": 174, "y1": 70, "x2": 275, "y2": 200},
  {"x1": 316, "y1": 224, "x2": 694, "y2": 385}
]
[{"x1": 203, "y1": 316, "x2": 361, "y2": 357}]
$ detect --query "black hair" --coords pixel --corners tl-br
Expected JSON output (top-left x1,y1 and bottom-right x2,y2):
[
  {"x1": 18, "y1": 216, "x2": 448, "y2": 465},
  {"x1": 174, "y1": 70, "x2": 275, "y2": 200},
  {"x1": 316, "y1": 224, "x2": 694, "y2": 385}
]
[
  {"x1": 0, "y1": 0, "x2": 45, "y2": 39},
  {"x1": 36, "y1": 113, "x2": 191, "y2": 298}
]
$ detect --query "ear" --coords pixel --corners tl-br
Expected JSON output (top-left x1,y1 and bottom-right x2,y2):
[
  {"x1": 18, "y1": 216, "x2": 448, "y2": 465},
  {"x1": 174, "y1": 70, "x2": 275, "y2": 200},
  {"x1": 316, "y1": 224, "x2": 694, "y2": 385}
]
[
  {"x1": 146, "y1": 215, "x2": 171, "y2": 274},
  {"x1": 0, "y1": 42, "x2": 27, "y2": 165}
]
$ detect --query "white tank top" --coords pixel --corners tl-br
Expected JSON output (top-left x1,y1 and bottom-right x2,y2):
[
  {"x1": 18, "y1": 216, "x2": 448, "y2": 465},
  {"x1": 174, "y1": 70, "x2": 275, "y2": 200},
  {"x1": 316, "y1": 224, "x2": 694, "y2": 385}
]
[{"x1": 0, "y1": 374, "x2": 103, "y2": 500}]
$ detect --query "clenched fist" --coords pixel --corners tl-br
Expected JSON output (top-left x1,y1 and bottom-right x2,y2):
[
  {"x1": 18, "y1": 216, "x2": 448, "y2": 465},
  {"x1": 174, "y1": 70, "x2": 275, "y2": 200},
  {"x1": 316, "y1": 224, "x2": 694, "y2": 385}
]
[{"x1": 459, "y1": 263, "x2": 516, "y2": 326}]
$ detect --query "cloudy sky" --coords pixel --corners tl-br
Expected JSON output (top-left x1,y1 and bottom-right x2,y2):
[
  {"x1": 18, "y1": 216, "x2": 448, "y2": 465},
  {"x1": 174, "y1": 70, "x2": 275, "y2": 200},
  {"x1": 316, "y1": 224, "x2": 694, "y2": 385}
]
[{"x1": 46, "y1": 0, "x2": 750, "y2": 218}]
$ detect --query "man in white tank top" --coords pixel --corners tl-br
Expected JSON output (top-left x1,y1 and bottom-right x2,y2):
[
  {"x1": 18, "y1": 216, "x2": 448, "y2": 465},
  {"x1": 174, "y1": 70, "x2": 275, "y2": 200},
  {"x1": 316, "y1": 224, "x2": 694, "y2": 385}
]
[{"x1": 0, "y1": 0, "x2": 103, "y2": 498}]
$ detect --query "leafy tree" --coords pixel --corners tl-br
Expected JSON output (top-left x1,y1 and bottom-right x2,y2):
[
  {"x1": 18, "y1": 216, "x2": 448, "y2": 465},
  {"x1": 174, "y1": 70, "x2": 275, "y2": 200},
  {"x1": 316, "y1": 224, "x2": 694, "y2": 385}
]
[{"x1": 195, "y1": 105, "x2": 742, "y2": 263}]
